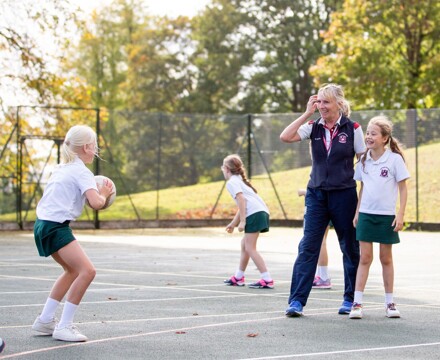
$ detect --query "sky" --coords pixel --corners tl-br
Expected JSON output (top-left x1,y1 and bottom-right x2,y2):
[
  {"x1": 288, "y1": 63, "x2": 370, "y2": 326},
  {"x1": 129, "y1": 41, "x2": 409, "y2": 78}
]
[{"x1": 76, "y1": 0, "x2": 211, "y2": 18}]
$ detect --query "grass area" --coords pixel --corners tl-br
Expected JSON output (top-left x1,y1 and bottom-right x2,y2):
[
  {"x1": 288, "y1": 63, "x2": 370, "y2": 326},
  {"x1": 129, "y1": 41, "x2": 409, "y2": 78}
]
[{"x1": 2, "y1": 142, "x2": 439, "y2": 223}]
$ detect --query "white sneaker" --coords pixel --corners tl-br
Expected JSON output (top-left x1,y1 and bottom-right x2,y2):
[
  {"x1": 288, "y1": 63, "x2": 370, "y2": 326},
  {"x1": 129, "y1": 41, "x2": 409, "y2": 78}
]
[
  {"x1": 32, "y1": 316, "x2": 57, "y2": 335},
  {"x1": 349, "y1": 303, "x2": 363, "y2": 319},
  {"x1": 386, "y1": 303, "x2": 401, "y2": 318},
  {"x1": 52, "y1": 324, "x2": 88, "y2": 342}
]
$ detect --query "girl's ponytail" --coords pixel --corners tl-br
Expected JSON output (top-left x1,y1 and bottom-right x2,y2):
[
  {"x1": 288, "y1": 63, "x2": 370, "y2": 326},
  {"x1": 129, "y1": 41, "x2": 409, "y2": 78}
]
[
  {"x1": 61, "y1": 140, "x2": 77, "y2": 163},
  {"x1": 61, "y1": 125, "x2": 97, "y2": 164},
  {"x1": 389, "y1": 136, "x2": 406, "y2": 162},
  {"x1": 238, "y1": 167, "x2": 257, "y2": 194}
]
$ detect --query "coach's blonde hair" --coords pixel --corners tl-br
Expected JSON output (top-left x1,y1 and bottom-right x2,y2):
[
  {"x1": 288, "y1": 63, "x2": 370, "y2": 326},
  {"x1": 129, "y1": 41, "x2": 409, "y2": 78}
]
[
  {"x1": 318, "y1": 83, "x2": 351, "y2": 117},
  {"x1": 61, "y1": 125, "x2": 97, "y2": 163},
  {"x1": 223, "y1": 154, "x2": 257, "y2": 193}
]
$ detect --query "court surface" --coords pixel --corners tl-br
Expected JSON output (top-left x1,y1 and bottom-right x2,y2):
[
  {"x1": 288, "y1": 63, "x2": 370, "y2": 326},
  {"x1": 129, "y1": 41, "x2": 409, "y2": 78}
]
[{"x1": 1, "y1": 227, "x2": 439, "y2": 359}]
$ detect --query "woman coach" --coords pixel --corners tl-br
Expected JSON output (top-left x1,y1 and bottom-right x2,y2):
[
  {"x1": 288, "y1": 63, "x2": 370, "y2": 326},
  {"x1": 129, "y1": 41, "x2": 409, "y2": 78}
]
[{"x1": 280, "y1": 83, "x2": 366, "y2": 316}]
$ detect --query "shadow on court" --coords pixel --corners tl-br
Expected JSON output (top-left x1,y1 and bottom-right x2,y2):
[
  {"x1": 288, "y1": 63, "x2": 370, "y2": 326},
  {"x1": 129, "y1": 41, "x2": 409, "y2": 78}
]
[{"x1": 0, "y1": 227, "x2": 439, "y2": 359}]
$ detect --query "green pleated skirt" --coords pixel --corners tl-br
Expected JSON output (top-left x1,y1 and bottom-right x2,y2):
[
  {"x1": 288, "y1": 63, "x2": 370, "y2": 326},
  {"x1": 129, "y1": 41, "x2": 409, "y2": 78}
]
[{"x1": 356, "y1": 213, "x2": 400, "y2": 244}]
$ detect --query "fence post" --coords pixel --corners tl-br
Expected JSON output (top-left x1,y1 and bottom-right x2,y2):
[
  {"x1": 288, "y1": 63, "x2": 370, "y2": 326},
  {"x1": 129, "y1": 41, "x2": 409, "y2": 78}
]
[
  {"x1": 414, "y1": 109, "x2": 419, "y2": 223},
  {"x1": 156, "y1": 113, "x2": 163, "y2": 220},
  {"x1": 16, "y1": 106, "x2": 23, "y2": 230},
  {"x1": 247, "y1": 114, "x2": 252, "y2": 179},
  {"x1": 94, "y1": 108, "x2": 100, "y2": 229}
]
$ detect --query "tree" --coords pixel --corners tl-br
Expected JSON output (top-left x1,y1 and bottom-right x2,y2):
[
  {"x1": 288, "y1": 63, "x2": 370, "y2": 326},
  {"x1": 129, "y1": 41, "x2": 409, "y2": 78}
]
[
  {"x1": 186, "y1": 0, "x2": 252, "y2": 114},
  {"x1": 67, "y1": 0, "x2": 148, "y2": 110},
  {"x1": 310, "y1": 0, "x2": 440, "y2": 109},
  {"x1": 0, "y1": 0, "x2": 78, "y2": 109},
  {"x1": 125, "y1": 15, "x2": 193, "y2": 112},
  {"x1": 231, "y1": 0, "x2": 343, "y2": 113}
]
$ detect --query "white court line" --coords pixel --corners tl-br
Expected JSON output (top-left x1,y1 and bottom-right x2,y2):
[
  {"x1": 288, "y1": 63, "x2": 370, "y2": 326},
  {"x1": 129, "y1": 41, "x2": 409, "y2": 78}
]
[
  {"x1": 0, "y1": 315, "x2": 286, "y2": 359},
  {"x1": 1, "y1": 274, "x2": 438, "y2": 310},
  {"x1": 3, "y1": 262, "x2": 439, "y2": 289},
  {"x1": 2, "y1": 303, "x2": 437, "y2": 332},
  {"x1": 237, "y1": 342, "x2": 440, "y2": 359},
  {"x1": 0, "y1": 288, "x2": 141, "y2": 295},
  {"x1": 2, "y1": 308, "x2": 440, "y2": 359},
  {"x1": 2, "y1": 260, "x2": 438, "y2": 281},
  {"x1": 0, "y1": 275, "x2": 57, "y2": 282},
  {"x1": 0, "y1": 274, "x2": 288, "y2": 298},
  {"x1": 0, "y1": 293, "x2": 252, "y2": 309},
  {"x1": 0, "y1": 261, "x2": 230, "y2": 280},
  {"x1": 0, "y1": 309, "x2": 284, "y2": 330}
]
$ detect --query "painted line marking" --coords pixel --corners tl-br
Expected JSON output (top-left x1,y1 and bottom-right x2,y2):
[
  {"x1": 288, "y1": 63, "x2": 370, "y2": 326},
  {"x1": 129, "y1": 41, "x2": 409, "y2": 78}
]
[
  {"x1": 1, "y1": 303, "x2": 437, "y2": 331},
  {"x1": 0, "y1": 315, "x2": 284, "y2": 359},
  {"x1": 237, "y1": 342, "x2": 440, "y2": 359},
  {"x1": 2, "y1": 310, "x2": 440, "y2": 359}
]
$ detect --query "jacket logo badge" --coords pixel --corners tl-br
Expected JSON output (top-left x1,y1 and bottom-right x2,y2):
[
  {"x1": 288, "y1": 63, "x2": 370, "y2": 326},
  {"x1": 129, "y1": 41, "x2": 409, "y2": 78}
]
[{"x1": 338, "y1": 132, "x2": 348, "y2": 143}]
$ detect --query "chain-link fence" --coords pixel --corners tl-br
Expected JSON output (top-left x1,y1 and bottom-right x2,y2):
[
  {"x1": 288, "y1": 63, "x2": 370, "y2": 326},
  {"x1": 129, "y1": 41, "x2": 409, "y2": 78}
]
[{"x1": 1, "y1": 106, "x2": 439, "y2": 229}]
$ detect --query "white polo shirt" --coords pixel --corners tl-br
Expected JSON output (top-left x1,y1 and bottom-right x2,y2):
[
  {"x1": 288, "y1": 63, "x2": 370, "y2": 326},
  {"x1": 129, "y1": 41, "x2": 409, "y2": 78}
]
[
  {"x1": 226, "y1": 175, "x2": 269, "y2": 216},
  {"x1": 354, "y1": 149, "x2": 410, "y2": 215},
  {"x1": 36, "y1": 157, "x2": 98, "y2": 222},
  {"x1": 298, "y1": 116, "x2": 366, "y2": 155}
]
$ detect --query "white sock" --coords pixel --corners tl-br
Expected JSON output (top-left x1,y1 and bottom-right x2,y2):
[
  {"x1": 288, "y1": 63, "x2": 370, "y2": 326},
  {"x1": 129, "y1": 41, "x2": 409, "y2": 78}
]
[
  {"x1": 354, "y1": 291, "x2": 364, "y2": 304},
  {"x1": 235, "y1": 270, "x2": 245, "y2": 279},
  {"x1": 39, "y1": 297, "x2": 60, "y2": 323},
  {"x1": 58, "y1": 301, "x2": 78, "y2": 329},
  {"x1": 385, "y1": 293, "x2": 394, "y2": 304},
  {"x1": 317, "y1": 266, "x2": 329, "y2": 281},
  {"x1": 260, "y1": 272, "x2": 272, "y2": 282}
]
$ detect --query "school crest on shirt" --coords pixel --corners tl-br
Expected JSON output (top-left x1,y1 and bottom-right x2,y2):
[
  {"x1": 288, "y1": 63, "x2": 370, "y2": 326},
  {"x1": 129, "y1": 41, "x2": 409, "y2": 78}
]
[
  {"x1": 380, "y1": 167, "x2": 390, "y2": 177},
  {"x1": 338, "y1": 132, "x2": 348, "y2": 144}
]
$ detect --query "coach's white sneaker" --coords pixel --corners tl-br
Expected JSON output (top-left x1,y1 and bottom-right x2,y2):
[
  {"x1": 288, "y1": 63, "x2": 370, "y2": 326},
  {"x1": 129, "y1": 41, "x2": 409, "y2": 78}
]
[
  {"x1": 385, "y1": 303, "x2": 401, "y2": 318},
  {"x1": 52, "y1": 324, "x2": 88, "y2": 342},
  {"x1": 32, "y1": 316, "x2": 57, "y2": 335}
]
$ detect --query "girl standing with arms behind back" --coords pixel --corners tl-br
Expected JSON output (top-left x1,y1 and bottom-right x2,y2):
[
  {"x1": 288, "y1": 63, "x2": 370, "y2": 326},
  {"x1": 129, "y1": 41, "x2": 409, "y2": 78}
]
[
  {"x1": 349, "y1": 116, "x2": 410, "y2": 319},
  {"x1": 221, "y1": 154, "x2": 274, "y2": 289},
  {"x1": 32, "y1": 125, "x2": 114, "y2": 341}
]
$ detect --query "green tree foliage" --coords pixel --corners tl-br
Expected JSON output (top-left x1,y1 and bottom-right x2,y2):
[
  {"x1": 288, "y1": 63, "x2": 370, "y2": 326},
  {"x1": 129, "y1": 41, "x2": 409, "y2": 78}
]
[
  {"x1": 187, "y1": 0, "x2": 252, "y2": 114},
  {"x1": 68, "y1": 0, "x2": 147, "y2": 110},
  {"x1": 64, "y1": 1, "x2": 150, "y2": 193},
  {"x1": 311, "y1": 0, "x2": 440, "y2": 109},
  {"x1": 122, "y1": 13, "x2": 206, "y2": 189},
  {"x1": 228, "y1": 0, "x2": 343, "y2": 113},
  {"x1": 8, "y1": 0, "x2": 439, "y2": 196},
  {"x1": 125, "y1": 15, "x2": 193, "y2": 112},
  {"x1": 59, "y1": 0, "x2": 346, "y2": 190}
]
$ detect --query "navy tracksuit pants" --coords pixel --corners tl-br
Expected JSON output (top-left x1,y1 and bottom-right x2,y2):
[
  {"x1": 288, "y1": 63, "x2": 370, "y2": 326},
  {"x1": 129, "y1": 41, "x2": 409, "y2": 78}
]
[{"x1": 288, "y1": 187, "x2": 360, "y2": 306}]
